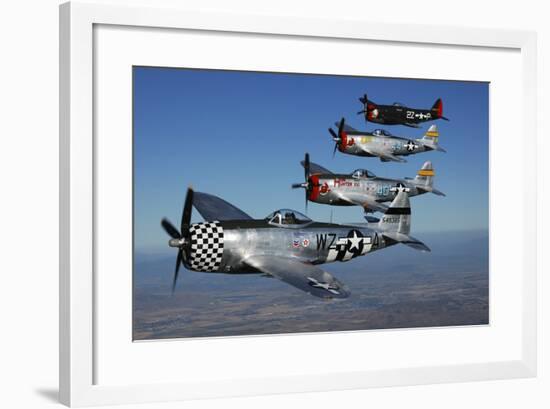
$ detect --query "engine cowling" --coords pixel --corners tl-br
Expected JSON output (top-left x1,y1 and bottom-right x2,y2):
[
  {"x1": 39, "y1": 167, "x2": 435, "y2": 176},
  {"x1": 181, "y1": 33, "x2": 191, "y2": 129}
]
[{"x1": 187, "y1": 221, "x2": 225, "y2": 272}]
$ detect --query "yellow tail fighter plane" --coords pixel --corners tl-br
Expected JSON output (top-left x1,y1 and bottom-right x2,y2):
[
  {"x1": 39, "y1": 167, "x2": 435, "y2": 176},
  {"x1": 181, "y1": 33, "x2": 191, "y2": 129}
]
[
  {"x1": 329, "y1": 118, "x2": 445, "y2": 163},
  {"x1": 292, "y1": 153, "x2": 445, "y2": 214}
]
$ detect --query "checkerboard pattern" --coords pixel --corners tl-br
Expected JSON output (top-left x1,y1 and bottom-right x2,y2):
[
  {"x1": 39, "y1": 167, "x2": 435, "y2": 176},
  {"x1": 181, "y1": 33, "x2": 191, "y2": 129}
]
[{"x1": 189, "y1": 221, "x2": 224, "y2": 272}]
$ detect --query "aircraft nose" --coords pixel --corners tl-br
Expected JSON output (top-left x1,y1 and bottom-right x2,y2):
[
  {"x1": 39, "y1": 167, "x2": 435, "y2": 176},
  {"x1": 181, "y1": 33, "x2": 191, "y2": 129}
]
[
  {"x1": 308, "y1": 175, "x2": 321, "y2": 201},
  {"x1": 168, "y1": 238, "x2": 185, "y2": 248},
  {"x1": 187, "y1": 222, "x2": 225, "y2": 272}
]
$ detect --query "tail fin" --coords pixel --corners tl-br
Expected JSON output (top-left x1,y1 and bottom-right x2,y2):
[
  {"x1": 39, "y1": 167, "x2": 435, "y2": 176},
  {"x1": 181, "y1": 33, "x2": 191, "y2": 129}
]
[
  {"x1": 422, "y1": 125, "x2": 439, "y2": 143},
  {"x1": 378, "y1": 190, "x2": 411, "y2": 235},
  {"x1": 431, "y1": 98, "x2": 449, "y2": 120},
  {"x1": 413, "y1": 161, "x2": 445, "y2": 196},
  {"x1": 378, "y1": 191, "x2": 430, "y2": 252},
  {"x1": 414, "y1": 161, "x2": 434, "y2": 186},
  {"x1": 419, "y1": 125, "x2": 446, "y2": 152}
]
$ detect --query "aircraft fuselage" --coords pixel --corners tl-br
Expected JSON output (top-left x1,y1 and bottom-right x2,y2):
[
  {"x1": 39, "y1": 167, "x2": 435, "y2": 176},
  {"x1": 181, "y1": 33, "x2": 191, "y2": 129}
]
[{"x1": 185, "y1": 219, "x2": 391, "y2": 274}]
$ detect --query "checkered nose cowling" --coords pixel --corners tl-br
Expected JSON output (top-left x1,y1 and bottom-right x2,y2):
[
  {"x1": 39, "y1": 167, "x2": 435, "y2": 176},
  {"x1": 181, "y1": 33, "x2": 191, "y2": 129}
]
[{"x1": 188, "y1": 221, "x2": 224, "y2": 272}]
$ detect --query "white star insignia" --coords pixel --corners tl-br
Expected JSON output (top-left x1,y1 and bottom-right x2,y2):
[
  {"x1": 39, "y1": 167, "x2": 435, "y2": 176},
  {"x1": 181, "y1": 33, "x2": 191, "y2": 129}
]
[
  {"x1": 390, "y1": 184, "x2": 411, "y2": 194},
  {"x1": 307, "y1": 277, "x2": 340, "y2": 295},
  {"x1": 347, "y1": 231, "x2": 362, "y2": 250}
]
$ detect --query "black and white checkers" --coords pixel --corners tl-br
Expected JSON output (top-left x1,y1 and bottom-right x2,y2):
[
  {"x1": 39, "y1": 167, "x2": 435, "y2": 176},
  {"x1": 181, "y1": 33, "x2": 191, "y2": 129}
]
[{"x1": 189, "y1": 221, "x2": 224, "y2": 272}]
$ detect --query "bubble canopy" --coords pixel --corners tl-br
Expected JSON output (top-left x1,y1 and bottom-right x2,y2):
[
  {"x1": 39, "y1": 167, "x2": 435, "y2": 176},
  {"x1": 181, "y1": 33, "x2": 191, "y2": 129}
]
[
  {"x1": 351, "y1": 169, "x2": 376, "y2": 179},
  {"x1": 373, "y1": 129, "x2": 393, "y2": 136},
  {"x1": 265, "y1": 209, "x2": 312, "y2": 226}
]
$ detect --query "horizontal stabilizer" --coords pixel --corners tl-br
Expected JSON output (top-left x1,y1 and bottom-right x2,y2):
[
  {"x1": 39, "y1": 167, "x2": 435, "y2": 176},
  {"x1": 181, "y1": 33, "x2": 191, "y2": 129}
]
[
  {"x1": 382, "y1": 232, "x2": 431, "y2": 252},
  {"x1": 416, "y1": 186, "x2": 446, "y2": 197}
]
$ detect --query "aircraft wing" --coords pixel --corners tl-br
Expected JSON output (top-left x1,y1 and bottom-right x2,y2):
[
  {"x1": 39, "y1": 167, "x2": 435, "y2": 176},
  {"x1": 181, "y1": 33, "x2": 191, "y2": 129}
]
[
  {"x1": 244, "y1": 255, "x2": 350, "y2": 299},
  {"x1": 301, "y1": 160, "x2": 334, "y2": 175},
  {"x1": 193, "y1": 191, "x2": 254, "y2": 221},
  {"x1": 334, "y1": 121, "x2": 360, "y2": 134},
  {"x1": 332, "y1": 191, "x2": 389, "y2": 213},
  {"x1": 357, "y1": 146, "x2": 407, "y2": 163}
]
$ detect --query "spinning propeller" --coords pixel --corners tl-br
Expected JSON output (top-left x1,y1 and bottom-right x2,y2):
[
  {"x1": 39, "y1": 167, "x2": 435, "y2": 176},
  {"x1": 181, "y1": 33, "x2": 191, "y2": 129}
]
[
  {"x1": 328, "y1": 118, "x2": 346, "y2": 158},
  {"x1": 161, "y1": 187, "x2": 194, "y2": 294},
  {"x1": 291, "y1": 153, "x2": 318, "y2": 212},
  {"x1": 357, "y1": 93, "x2": 372, "y2": 116}
]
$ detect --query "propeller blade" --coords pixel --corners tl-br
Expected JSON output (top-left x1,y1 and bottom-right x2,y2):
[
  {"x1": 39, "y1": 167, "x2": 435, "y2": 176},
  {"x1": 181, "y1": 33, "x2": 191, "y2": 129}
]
[
  {"x1": 304, "y1": 153, "x2": 311, "y2": 213},
  {"x1": 338, "y1": 118, "x2": 345, "y2": 137},
  {"x1": 171, "y1": 249, "x2": 183, "y2": 294},
  {"x1": 359, "y1": 94, "x2": 369, "y2": 114},
  {"x1": 161, "y1": 218, "x2": 181, "y2": 239},
  {"x1": 328, "y1": 128, "x2": 338, "y2": 140},
  {"x1": 332, "y1": 143, "x2": 338, "y2": 158},
  {"x1": 291, "y1": 183, "x2": 304, "y2": 189},
  {"x1": 180, "y1": 187, "x2": 194, "y2": 236}
]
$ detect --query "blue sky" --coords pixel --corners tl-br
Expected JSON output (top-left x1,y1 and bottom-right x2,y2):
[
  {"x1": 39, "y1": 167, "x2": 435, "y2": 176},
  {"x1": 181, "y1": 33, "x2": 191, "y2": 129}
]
[{"x1": 133, "y1": 67, "x2": 488, "y2": 252}]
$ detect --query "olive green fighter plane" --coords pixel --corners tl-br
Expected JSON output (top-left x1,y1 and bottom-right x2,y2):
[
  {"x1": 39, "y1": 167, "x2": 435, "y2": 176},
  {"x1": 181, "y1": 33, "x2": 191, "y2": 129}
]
[
  {"x1": 161, "y1": 187, "x2": 429, "y2": 299},
  {"x1": 329, "y1": 118, "x2": 445, "y2": 163}
]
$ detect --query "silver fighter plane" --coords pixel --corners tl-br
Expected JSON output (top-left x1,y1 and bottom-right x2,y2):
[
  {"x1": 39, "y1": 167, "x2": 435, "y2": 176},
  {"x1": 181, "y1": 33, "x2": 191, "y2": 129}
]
[
  {"x1": 161, "y1": 187, "x2": 429, "y2": 299},
  {"x1": 329, "y1": 118, "x2": 445, "y2": 163},
  {"x1": 292, "y1": 153, "x2": 445, "y2": 214}
]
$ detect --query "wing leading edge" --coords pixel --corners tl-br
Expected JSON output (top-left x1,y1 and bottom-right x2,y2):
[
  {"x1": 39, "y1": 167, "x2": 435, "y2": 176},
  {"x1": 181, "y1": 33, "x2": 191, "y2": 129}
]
[
  {"x1": 332, "y1": 190, "x2": 389, "y2": 213},
  {"x1": 245, "y1": 255, "x2": 350, "y2": 299},
  {"x1": 301, "y1": 160, "x2": 334, "y2": 175},
  {"x1": 193, "y1": 191, "x2": 253, "y2": 221},
  {"x1": 357, "y1": 145, "x2": 407, "y2": 163}
]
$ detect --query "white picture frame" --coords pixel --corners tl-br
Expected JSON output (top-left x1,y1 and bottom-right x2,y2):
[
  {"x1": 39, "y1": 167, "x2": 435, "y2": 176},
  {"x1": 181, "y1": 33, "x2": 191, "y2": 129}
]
[{"x1": 59, "y1": 1, "x2": 537, "y2": 407}]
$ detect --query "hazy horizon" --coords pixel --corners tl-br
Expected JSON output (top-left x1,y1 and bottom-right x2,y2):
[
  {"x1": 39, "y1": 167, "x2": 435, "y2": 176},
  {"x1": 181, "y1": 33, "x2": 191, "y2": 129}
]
[{"x1": 134, "y1": 229, "x2": 489, "y2": 339}]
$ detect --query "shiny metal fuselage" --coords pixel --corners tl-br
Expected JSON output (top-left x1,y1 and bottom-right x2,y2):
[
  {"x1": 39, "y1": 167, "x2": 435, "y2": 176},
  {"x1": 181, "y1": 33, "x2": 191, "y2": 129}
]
[
  {"x1": 310, "y1": 174, "x2": 424, "y2": 206},
  {"x1": 189, "y1": 220, "x2": 389, "y2": 274},
  {"x1": 339, "y1": 134, "x2": 429, "y2": 157}
]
